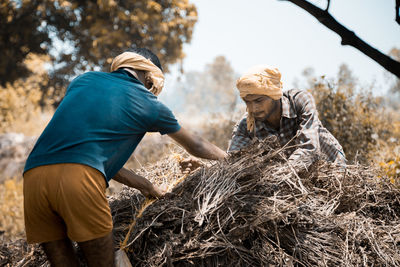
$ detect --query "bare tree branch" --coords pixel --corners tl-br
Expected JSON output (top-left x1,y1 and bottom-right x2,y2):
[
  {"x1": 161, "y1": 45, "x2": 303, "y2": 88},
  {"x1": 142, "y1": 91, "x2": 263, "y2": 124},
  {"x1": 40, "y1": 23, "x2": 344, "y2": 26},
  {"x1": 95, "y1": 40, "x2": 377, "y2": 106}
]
[
  {"x1": 282, "y1": 0, "x2": 400, "y2": 78},
  {"x1": 325, "y1": 0, "x2": 330, "y2": 12},
  {"x1": 396, "y1": 0, "x2": 400, "y2": 25}
]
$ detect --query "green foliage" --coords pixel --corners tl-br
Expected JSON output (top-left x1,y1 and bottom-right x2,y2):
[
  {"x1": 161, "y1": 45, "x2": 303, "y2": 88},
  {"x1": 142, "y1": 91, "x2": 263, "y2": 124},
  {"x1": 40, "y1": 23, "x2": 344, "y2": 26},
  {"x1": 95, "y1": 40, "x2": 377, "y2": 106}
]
[{"x1": 1, "y1": 0, "x2": 198, "y2": 102}]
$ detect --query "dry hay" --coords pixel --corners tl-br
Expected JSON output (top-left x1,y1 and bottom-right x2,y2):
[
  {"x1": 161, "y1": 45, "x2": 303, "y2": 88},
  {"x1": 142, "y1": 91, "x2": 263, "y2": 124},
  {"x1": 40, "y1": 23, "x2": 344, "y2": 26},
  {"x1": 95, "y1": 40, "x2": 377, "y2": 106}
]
[
  {"x1": 0, "y1": 236, "x2": 47, "y2": 267},
  {"x1": 2, "y1": 139, "x2": 400, "y2": 266},
  {"x1": 111, "y1": 139, "x2": 400, "y2": 266}
]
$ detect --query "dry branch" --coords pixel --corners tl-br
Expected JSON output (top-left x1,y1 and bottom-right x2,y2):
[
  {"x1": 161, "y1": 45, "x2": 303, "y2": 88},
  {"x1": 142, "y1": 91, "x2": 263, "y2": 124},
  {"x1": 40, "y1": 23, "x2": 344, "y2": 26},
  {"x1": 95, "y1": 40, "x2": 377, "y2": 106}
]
[{"x1": 281, "y1": 0, "x2": 400, "y2": 78}]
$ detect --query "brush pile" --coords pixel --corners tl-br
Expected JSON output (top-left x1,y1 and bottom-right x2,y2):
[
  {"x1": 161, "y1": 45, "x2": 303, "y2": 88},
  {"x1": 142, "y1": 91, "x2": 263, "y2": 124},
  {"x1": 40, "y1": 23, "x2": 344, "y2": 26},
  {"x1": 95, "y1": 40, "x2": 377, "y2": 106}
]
[
  {"x1": 2, "y1": 139, "x2": 400, "y2": 266},
  {"x1": 112, "y1": 139, "x2": 400, "y2": 266},
  {"x1": 0, "y1": 236, "x2": 46, "y2": 267}
]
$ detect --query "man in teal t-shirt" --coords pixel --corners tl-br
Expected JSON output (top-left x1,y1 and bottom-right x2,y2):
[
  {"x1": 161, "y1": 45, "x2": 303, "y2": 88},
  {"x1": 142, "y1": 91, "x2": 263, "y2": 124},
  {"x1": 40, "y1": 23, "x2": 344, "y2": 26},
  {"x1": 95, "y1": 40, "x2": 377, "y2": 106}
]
[{"x1": 23, "y1": 48, "x2": 227, "y2": 267}]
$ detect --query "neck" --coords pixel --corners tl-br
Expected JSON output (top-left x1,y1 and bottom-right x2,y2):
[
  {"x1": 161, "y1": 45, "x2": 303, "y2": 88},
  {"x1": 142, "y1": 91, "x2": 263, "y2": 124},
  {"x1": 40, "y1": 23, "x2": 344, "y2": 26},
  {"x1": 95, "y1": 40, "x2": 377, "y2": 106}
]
[
  {"x1": 122, "y1": 68, "x2": 140, "y2": 80},
  {"x1": 265, "y1": 101, "x2": 282, "y2": 130}
]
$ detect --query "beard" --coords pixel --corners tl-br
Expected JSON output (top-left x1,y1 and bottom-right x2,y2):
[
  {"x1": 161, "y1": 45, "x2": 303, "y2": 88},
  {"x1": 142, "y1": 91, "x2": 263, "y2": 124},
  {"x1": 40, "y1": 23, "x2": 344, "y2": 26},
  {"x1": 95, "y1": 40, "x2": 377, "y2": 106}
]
[{"x1": 254, "y1": 101, "x2": 280, "y2": 123}]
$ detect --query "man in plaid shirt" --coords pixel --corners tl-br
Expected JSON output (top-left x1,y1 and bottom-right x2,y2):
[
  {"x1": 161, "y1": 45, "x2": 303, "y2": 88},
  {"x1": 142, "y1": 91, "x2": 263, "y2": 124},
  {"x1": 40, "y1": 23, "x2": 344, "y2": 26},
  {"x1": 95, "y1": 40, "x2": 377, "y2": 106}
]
[{"x1": 228, "y1": 65, "x2": 345, "y2": 171}]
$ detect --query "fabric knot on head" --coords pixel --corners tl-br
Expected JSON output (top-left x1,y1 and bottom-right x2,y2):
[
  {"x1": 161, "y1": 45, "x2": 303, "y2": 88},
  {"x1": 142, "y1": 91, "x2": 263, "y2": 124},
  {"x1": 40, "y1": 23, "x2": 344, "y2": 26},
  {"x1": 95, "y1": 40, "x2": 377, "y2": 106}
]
[
  {"x1": 111, "y1": 52, "x2": 164, "y2": 96},
  {"x1": 236, "y1": 65, "x2": 283, "y2": 132}
]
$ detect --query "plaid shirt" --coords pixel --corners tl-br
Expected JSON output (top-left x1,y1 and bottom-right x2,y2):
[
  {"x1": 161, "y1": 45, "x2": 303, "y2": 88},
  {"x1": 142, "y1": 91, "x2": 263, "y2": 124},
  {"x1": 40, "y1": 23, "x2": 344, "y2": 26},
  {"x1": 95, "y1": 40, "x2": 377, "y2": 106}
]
[{"x1": 228, "y1": 89, "x2": 345, "y2": 168}]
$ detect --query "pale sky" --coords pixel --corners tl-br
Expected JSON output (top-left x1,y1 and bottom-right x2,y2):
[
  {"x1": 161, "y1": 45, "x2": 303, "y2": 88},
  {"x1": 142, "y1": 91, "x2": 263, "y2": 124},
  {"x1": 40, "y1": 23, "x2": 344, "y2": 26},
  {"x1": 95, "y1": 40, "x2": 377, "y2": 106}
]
[{"x1": 164, "y1": 0, "x2": 400, "y2": 96}]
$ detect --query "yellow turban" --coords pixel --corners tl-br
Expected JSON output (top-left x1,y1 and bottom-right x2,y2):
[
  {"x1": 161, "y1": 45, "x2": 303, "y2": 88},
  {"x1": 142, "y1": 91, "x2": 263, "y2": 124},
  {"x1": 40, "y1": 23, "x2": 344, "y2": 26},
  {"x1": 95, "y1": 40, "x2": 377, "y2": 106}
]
[
  {"x1": 110, "y1": 52, "x2": 164, "y2": 96},
  {"x1": 236, "y1": 65, "x2": 283, "y2": 132}
]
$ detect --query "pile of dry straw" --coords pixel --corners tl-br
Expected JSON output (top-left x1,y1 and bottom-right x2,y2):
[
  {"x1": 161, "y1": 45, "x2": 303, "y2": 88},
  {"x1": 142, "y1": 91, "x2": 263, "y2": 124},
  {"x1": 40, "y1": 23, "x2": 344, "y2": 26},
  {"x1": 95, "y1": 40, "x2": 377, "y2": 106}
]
[{"x1": 2, "y1": 139, "x2": 400, "y2": 266}]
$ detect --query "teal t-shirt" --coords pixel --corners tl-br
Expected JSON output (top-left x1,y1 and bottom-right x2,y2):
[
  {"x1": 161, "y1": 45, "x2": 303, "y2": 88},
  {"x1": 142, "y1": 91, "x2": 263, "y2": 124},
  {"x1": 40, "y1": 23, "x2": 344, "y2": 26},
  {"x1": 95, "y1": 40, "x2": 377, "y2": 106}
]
[{"x1": 24, "y1": 69, "x2": 181, "y2": 183}]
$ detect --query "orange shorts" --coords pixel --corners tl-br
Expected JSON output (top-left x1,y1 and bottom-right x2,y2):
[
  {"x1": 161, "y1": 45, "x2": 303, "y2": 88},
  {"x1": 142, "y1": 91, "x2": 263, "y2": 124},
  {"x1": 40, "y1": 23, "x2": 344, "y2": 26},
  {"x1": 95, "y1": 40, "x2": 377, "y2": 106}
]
[{"x1": 23, "y1": 163, "x2": 113, "y2": 244}]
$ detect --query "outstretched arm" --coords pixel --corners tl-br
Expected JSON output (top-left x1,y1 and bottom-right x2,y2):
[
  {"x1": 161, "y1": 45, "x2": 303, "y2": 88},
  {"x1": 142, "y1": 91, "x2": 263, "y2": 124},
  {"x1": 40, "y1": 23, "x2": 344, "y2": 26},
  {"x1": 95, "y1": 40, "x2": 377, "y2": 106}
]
[
  {"x1": 168, "y1": 127, "x2": 227, "y2": 160},
  {"x1": 113, "y1": 167, "x2": 164, "y2": 198}
]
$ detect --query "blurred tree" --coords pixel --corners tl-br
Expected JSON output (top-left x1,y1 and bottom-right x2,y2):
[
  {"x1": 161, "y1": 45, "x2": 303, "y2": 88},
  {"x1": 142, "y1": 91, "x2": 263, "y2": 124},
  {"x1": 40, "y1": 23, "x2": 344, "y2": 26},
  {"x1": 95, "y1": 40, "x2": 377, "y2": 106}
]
[
  {"x1": 0, "y1": 53, "x2": 53, "y2": 134},
  {"x1": 1, "y1": 0, "x2": 197, "y2": 103},
  {"x1": 305, "y1": 64, "x2": 390, "y2": 163},
  {"x1": 179, "y1": 56, "x2": 239, "y2": 115},
  {"x1": 388, "y1": 48, "x2": 400, "y2": 94},
  {"x1": 0, "y1": 1, "x2": 50, "y2": 85},
  {"x1": 280, "y1": 0, "x2": 400, "y2": 78},
  {"x1": 336, "y1": 63, "x2": 357, "y2": 99}
]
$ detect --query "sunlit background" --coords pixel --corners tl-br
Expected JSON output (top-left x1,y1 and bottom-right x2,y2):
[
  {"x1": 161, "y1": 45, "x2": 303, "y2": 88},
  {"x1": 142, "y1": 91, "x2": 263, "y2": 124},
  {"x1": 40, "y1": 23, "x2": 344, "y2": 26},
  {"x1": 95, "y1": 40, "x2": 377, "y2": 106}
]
[{"x1": 1, "y1": 0, "x2": 399, "y2": 241}]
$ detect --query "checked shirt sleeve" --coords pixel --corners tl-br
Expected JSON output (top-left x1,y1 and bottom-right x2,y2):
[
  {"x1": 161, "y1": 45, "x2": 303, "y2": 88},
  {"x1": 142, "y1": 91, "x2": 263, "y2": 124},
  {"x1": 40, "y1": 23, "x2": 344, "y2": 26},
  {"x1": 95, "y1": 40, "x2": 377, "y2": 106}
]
[
  {"x1": 288, "y1": 91, "x2": 320, "y2": 171},
  {"x1": 228, "y1": 117, "x2": 252, "y2": 152}
]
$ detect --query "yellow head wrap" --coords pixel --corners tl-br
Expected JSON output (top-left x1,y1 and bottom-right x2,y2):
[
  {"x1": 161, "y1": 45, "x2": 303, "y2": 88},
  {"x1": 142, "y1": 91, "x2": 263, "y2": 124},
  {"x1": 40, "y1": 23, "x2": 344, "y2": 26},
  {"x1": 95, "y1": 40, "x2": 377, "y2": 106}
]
[
  {"x1": 236, "y1": 65, "x2": 283, "y2": 132},
  {"x1": 110, "y1": 52, "x2": 164, "y2": 96}
]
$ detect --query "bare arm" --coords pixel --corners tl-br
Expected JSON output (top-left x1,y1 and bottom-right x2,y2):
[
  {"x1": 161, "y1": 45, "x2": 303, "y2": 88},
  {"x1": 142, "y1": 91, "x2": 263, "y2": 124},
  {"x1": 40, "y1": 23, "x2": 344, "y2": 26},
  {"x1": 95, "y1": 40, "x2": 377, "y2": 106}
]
[
  {"x1": 113, "y1": 167, "x2": 164, "y2": 198},
  {"x1": 168, "y1": 127, "x2": 227, "y2": 160}
]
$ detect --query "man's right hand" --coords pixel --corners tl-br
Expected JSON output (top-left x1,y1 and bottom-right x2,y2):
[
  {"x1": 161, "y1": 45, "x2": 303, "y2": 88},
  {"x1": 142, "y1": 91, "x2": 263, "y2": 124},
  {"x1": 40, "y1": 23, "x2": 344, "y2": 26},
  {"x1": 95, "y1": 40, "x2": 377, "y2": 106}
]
[
  {"x1": 113, "y1": 167, "x2": 166, "y2": 199},
  {"x1": 140, "y1": 184, "x2": 166, "y2": 199}
]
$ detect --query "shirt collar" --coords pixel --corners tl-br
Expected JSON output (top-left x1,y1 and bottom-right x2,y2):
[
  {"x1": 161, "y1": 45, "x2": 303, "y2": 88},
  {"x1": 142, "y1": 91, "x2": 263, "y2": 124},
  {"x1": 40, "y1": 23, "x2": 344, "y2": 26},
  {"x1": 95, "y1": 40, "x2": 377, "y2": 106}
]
[{"x1": 281, "y1": 94, "x2": 297, "y2": 119}]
